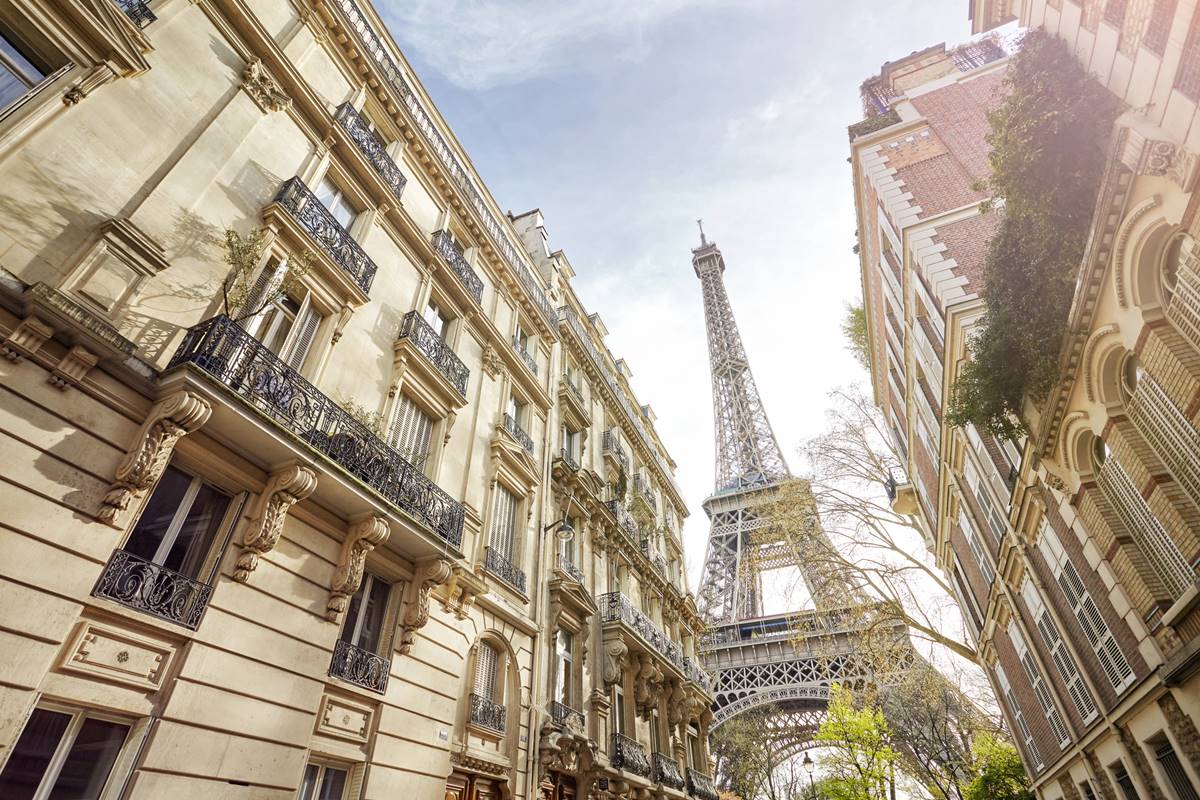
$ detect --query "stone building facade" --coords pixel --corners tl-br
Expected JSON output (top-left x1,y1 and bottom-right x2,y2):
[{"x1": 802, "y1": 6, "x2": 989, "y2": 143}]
[
  {"x1": 0, "y1": 1, "x2": 714, "y2": 798},
  {"x1": 854, "y1": 9, "x2": 1200, "y2": 800}
]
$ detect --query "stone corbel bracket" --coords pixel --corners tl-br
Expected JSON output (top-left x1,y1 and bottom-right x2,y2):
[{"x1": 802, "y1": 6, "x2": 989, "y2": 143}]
[
  {"x1": 98, "y1": 390, "x2": 212, "y2": 528},
  {"x1": 601, "y1": 634, "x2": 628, "y2": 686},
  {"x1": 397, "y1": 558, "x2": 453, "y2": 654},
  {"x1": 326, "y1": 515, "x2": 389, "y2": 621},
  {"x1": 234, "y1": 464, "x2": 318, "y2": 582},
  {"x1": 1, "y1": 316, "x2": 54, "y2": 362},
  {"x1": 438, "y1": 562, "x2": 487, "y2": 619}
]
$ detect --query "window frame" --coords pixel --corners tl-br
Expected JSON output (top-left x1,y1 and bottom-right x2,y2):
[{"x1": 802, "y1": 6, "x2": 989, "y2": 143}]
[
  {"x1": 0, "y1": 702, "x2": 135, "y2": 800},
  {"x1": 298, "y1": 757, "x2": 353, "y2": 800},
  {"x1": 339, "y1": 570, "x2": 393, "y2": 656}
]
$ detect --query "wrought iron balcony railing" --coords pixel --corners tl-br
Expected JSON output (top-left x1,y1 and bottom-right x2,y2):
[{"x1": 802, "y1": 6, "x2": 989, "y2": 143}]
[
  {"x1": 557, "y1": 554, "x2": 585, "y2": 585},
  {"x1": 484, "y1": 546, "x2": 527, "y2": 594},
  {"x1": 687, "y1": 768, "x2": 720, "y2": 800},
  {"x1": 640, "y1": 538, "x2": 668, "y2": 578},
  {"x1": 681, "y1": 656, "x2": 715, "y2": 689},
  {"x1": 604, "y1": 499, "x2": 639, "y2": 547},
  {"x1": 327, "y1": 0, "x2": 555, "y2": 330},
  {"x1": 274, "y1": 177, "x2": 376, "y2": 294},
  {"x1": 652, "y1": 752, "x2": 685, "y2": 790},
  {"x1": 599, "y1": 592, "x2": 693, "y2": 679},
  {"x1": 329, "y1": 638, "x2": 390, "y2": 693},
  {"x1": 335, "y1": 102, "x2": 406, "y2": 203},
  {"x1": 512, "y1": 336, "x2": 538, "y2": 376},
  {"x1": 397, "y1": 310, "x2": 469, "y2": 396},
  {"x1": 549, "y1": 700, "x2": 585, "y2": 732},
  {"x1": 430, "y1": 230, "x2": 484, "y2": 305},
  {"x1": 115, "y1": 0, "x2": 155, "y2": 27},
  {"x1": 469, "y1": 693, "x2": 507, "y2": 733},
  {"x1": 557, "y1": 448, "x2": 580, "y2": 473},
  {"x1": 611, "y1": 733, "x2": 651, "y2": 778},
  {"x1": 562, "y1": 375, "x2": 585, "y2": 407},
  {"x1": 503, "y1": 412, "x2": 533, "y2": 453},
  {"x1": 602, "y1": 428, "x2": 629, "y2": 472},
  {"x1": 632, "y1": 474, "x2": 656, "y2": 512},
  {"x1": 93, "y1": 550, "x2": 212, "y2": 630},
  {"x1": 168, "y1": 315, "x2": 465, "y2": 547}
]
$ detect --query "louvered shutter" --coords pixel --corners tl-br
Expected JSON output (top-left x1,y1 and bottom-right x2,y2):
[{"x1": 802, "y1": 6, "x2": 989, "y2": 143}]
[
  {"x1": 388, "y1": 395, "x2": 433, "y2": 468},
  {"x1": 489, "y1": 487, "x2": 516, "y2": 558},
  {"x1": 996, "y1": 664, "x2": 1041, "y2": 768},
  {"x1": 240, "y1": 258, "x2": 289, "y2": 334},
  {"x1": 281, "y1": 298, "x2": 320, "y2": 371},
  {"x1": 474, "y1": 643, "x2": 497, "y2": 700},
  {"x1": 1010, "y1": 623, "x2": 1070, "y2": 747},
  {"x1": 1024, "y1": 577, "x2": 1098, "y2": 723}
]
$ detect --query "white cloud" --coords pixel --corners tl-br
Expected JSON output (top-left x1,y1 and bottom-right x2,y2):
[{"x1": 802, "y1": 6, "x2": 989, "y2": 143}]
[{"x1": 379, "y1": 0, "x2": 736, "y2": 89}]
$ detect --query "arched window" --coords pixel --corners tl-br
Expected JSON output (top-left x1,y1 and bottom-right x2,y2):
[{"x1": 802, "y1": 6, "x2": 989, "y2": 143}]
[{"x1": 468, "y1": 641, "x2": 507, "y2": 735}]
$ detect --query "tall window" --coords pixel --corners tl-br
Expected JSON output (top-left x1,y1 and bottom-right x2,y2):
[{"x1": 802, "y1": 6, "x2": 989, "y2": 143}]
[
  {"x1": 0, "y1": 706, "x2": 132, "y2": 799},
  {"x1": 0, "y1": 27, "x2": 50, "y2": 114},
  {"x1": 388, "y1": 394, "x2": 433, "y2": 470},
  {"x1": 339, "y1": 572, "x2": 390, "y2": 654},
  {"x1": 959, "y1": 508, "x2": 995, "y2": 583},
  {"x1": 474, "y1": 642, "x2": 500, "y2": 701},
  {"x1": 995, "y1": 663, "x2": 1041, "y2": 769},
  {"x1": 125, "y1": 464, "x2": 230, "y2": 580},
  {"x1": 562, "y1": 425, "x2": 580, "y2": 461},
  {"x1": 553, "y1": 629, "x2": 573, "y2": 706},
  {"x1": 650, "y1": 710, "x2": 661, "y2": 753},
  {"x1": 315, "y1": 177, "x2": 358, "y2": 229},
  {"x1": 612, "y1": 685, "x2": 626, "y2": 735},
  {"x1": 963, "y1": 456, "x2": 1006, "y2": 543},
  {"x1": 298, "y1": 762, "x2": 349, "y2": 800},
  {"x1": 489, "y1": 486, "x2": 518, "y2": 560},
  {"x1": 559, "y1": 517, "x2": 577, "y2": 565},
  {"x1": 687, "y1": 725, "x2": 700, "y2": 769},
  {"x1": 424, "y1": 301, "x2": 449, "y2": 339},
  {"x1": 1020, "y1": 576, "x2": 1097, "y2": 724},
  {"x1": 1008, "y1": 622, "x2": 1070, "y2": 747},
  {"x1": 1111, "y1": 762, "x2": 1141, "y2": 800},
  {"x1": 1037, "y1": 520, "x2": 1135, "y2": 693},
  {"x1": 1152, "y1": 736, "x2": 1200, "y2": 800},
  {"x1": 242, "y1": 260, "x2": 322, "y2": 372}
]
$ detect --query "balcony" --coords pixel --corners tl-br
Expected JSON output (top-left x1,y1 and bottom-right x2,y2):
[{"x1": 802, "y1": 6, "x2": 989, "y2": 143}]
[
  {"x1": 599, "y1": 592, "x2": 693, "y2": 680},
  {"x1": 549, "y1": 700, "x2": 586, "y2": 733},
  {"x1": 168, "y1": 315, "x2": 465, "y2": 547},
  {"x1": 602, "y1": 429, "x2": 629, "y2": 473},
  {"x1": 92, "y1": 550, "x2": 211, "y2": 630},
  {"x1": 611, "y1": 732, "x2": 651, "y2": 779},
  {"x1": 274, "y1": 177, "x2": 376, "y2": 294},
  {"x1": 640, "y1": 538, "x2": 668, "y2": 578},
  {"x1": 484, "y1": 546, "x2": 527, "y2": 594},
  {"x1": 687, "y1": 768, "x2": 719, "y2": 800},
  {"x1": 632, "y1": 474, "x2": 656, "y2": 514},
  {"x1": 469, "y1": 693, "x2": 507, "y2": 733},
  {"x1": 556, "y1": 554, "x2": 585, "y2": 585},
  {"x1": 605, "y1": 499, "x2": 639, "y2": 547},
  {"x1": 653, "y1": 752, "x2": 685, "y2": 790},
  {"x1": 397, "y1": 310, "x2": 469, "y2": 397},
  {"x1": 115, "y1": 0, "x2": 155, "y2": 27},
  {"x1": 556, "y1": 447, "x2": 580, "y2": 473},
  {"x1": 329, "y1": 639, "x2": 390, "y2": 694},
  {"x1": 502, "y1": 412, "x2": 533, "y2": 454},
  {"x1": 512, "y1": 336, "x2": 538, "y2": 376},
  {"x1": 335, "y1": 102, "x2": 406, "y2": 203},
  {"x1": 430, "y1": 230, "x2": 484, "y2": 305}
]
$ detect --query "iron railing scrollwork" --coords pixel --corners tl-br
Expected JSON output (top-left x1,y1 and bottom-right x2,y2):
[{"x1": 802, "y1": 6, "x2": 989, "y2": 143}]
[
  {"x1": 557, "y1": 554, "x2": 585, "y2": 585},
  {"x1": 274, "y1": 177, "x2": 376, "y2": 294},
  {"x1": 652, "y1": 752, "x2": 685, "y2": 790},
  {"x1": 397, "y1": 310, "x2": 469, "y2": 396},
  {"x1": 604, "y1": 500, "x2": 639, "y2": 547},
  {"x1": 640, "y1": 538, "x2": 668, "y2": 578},
  {"x1": 602, "y1": 428, "x2": 629, "y2": 472},
  {"x1": 168, "y1": 316, "x2": 465, "y2": 547},
  {"x1": 485, "y1": 546, "x2": 527, "y2": 594},
  {"x1": 329, "y1": 639, "x2": 390, "y2": 693},
  {"x1": 632, "y1": 474, "x2": 656, "y2": 512},
  {"x1": 114, "y1": 0, "x2": 155, "y2": 27},
  {"x1": 600, "y1": 592, "x2": 694, "y2": 680},
  {"x1": 562, "y1": 375, "x2": 585, "y2": 408},
  {"x1": 512, "y1": 336, "x2": 538, "y2": 376},
  {"x1": 430, "y1": 230, "x2": 484, "y2": 305},
  {"x1": 549, "y1": 700, "x2": 585, "y2": 732},
  {"x1": 611, "y1": 733, "x2": 651, "y2": 778},
  {"x1": 557, "y1": 448, "x2": 580, "y2": 473},
  {"x1": 469, "y1": 693, "x2": 507, "y2": 733},
  {"x1": 335, "y1": 102, "x2": 407, "y2": 203},
  {"x1": 327, "y1": 0, "x2": 555, "y2": 330},
  {"x1": 687, "y1": 768, "x2": 719, "y2": 800},
  {"x1": 93, "y1": 550, "x2": 212, "y2": 629},
  {"x1": 503, "y1": 412, "x2": 534, "y2": 453}
]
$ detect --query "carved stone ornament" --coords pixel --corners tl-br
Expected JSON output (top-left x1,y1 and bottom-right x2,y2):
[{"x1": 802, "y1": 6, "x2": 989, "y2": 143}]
[
  {"x1": 1043, "y1": 473, "x2": 1068, "y2": 494},
  {"x1": 397, "y1": 558, "x2": 453, "y2": 654},
  {"x1": 667, "y1": 680, "x2": 686, "y2": 726},
  {"x1": 439, "y1": 564, "x2": 487, "y2": 620},
  {"x1": 326, "y1": 515, "x2": 389, "y2": 621},
  {"x1": 234, "y1": 464, "x2": 318, "y2": 582},
  {"x1": 1138, "y1": 139, "x2": 1199, "y2": 192},
  {"x1": 634, "y1": 653, "x2": 664, "y2": 718},
  {"x1": 1, "y1": 315, "x2": 53, "y2": 362},
  {"x1": 602, "y1": 637, "x2": 628, "y2": 686},
  {"x1": 481, "y1": 343, "x2": 504, "y2": 378},
  {"x1": 48, "y1": 344, "x2": 99, "y2": 391},
  {"x1": 98, "y1": 390, "x2": 212, "y2": 528},
  {"x1": 242, "y1": 58, "x2": 291, "y2": 113}
]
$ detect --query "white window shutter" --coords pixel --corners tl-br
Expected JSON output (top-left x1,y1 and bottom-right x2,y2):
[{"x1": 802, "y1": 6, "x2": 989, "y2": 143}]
[
  {"x1": 281, "y1": 296, "x2": 320, "y2": 371},
  {"x1": 240, "y1": 258, "x2": 289, "y2": 334},
  {"x1": 474, "y1": 643, "x2": 497, "y2": 700}
]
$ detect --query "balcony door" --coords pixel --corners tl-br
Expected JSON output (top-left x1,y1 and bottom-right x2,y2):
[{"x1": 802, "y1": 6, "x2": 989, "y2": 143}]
[
  {"x1": 339, "y1": 572, "x2": 390, "y2": 655},
  {"x1": 124, "y1": 465, "x2": 230, "y2": 580},
  {"x1": 553, "y1": 628, "x2": 573, "y2": 707},
  {"x1": 241, "y1": 259, "x2": 322, "y2": 372}
]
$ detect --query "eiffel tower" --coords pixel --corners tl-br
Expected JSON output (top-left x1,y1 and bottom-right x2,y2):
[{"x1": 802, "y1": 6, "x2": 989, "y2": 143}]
[{"x1": 691, "y1": 225, "x2": 917, "y2": 762}]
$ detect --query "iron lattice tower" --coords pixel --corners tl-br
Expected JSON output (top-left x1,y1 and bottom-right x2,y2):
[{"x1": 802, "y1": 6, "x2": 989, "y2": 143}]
[{"x1": 692, "y1": 227, "x2": 937, "y2": 762}]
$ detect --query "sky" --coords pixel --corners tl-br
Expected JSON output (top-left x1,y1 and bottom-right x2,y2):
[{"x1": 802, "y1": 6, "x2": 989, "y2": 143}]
[{"x1": 377, "y1": 0, "x2": 974, "y2": 591}]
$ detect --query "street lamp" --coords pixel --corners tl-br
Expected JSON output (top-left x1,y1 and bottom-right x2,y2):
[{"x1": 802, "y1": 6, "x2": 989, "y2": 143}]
[
  {"x1": 543, "y1": 517, "x2": 574, "y2": 542},
  {"x1": 802, "y1": 752, "x2": 815, "y2": 800}
]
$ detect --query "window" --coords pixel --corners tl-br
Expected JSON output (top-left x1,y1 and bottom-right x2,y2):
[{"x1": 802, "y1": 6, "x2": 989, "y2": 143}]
[
  {"x1": 339, "y1": 572, "x2": 390, "y2": 654},
  {"x1": 0, "y1": 27, "x2": 51, "y2": 114},
  {"x1": 315, "y1": 177, "x2": 358, "y2": 229},
  {"x1": 553, "y1": 629, "x2": 573, "y2": 706},
  {"x1": 0, "y1": 706, "x2": 132, "y2": 799},
  {"x1": 1152, "y1": 737, "x2": 1200, "y2": 800},
  {"x1": 1008, "y1": 622, "x2": 1070, "y2": 748},
  {"x1": 387, "y1": 394, "x2": 433, "y2": 470},
  {"x1": 514, "y1": 323, "x2": 530, "y2": 353},
  {"x1": 424, "y1": 301, "x2": 449, "y2": 339},
  {"x1": 489, "y1": 486, "x2": 518, "y2": 559},
  {"x1": 562, "y1": 425, "x2": 580, "y2": 461},
  {"x1": 687, "y1": 725, "x2": 700, "y2": 769},
  {"x1": 1037, "y1": 520, "x2": 1135, "y2": 693},
  {"x1": 953, "y1": 559, "x2": 984, "y2": 639},
  {"x1": 1021, "y1": 577, "x2": 1097, "y2": 724},
  {"x1": 125, "y1": 464, "x2": 231, "y2": 580},
  {"x1": 1081, "y1": 781, "x2": 1098, "y2": 800},
  {"x1": 243, "y1": 260, "x2": 323, "y2": 372},
  {"x1": 995, "y1": 663, "x2": 1041, "y2": 769},
  {"x1": 964, "y1": 458, "x2": 1006, "y2": 543},
  {"x1": 959, "y1": 509, "x2": 995, "y2": 584},
  {"x1": 650, "y1": 710, "x2": 661, "y2": 752},
  {"x1": 474, "y1": 642, "x2": 499, "y2": 701},
  {"x1": 1112, "y1": 764, "x2": 1141, "y2": 800},
  {"x1": 612, "y1": 685, "x2": 626, "y2": 735},
  {"x1": 298, "y1": 762, "x2": 349, "y2": 800}
]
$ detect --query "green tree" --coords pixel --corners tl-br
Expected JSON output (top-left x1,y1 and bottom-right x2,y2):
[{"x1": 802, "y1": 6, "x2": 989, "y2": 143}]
[
  {"x1": 963, "y1": 734, "x2": 1033, "y2": 800},
  {"x1": 842, "y1": 302, "x2": 870, "y2": 371},
  {"x1": 815, "y1": 685, "x2": 896, "y2": 800}
]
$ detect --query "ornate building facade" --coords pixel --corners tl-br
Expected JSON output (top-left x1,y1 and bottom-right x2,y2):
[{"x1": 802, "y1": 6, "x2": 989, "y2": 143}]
[
  {"x1": 854, "y1": 9, "x2": 1200, "y2": 800},
  {"x1": 0, "y1": 1, "x2": 713, "y2": 798}
]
